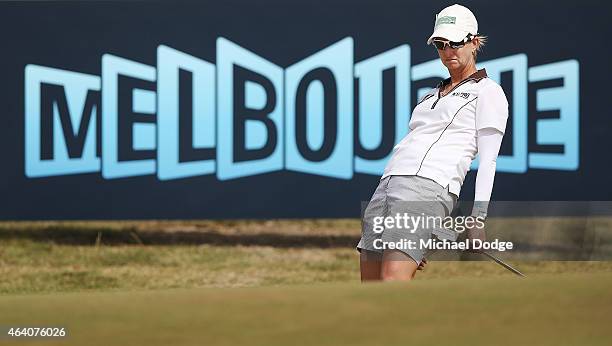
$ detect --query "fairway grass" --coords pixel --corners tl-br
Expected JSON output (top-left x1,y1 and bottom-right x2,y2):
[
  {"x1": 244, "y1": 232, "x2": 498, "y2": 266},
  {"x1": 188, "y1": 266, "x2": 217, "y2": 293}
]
[
  {"x1": 0, "y1": 273, "x2": 611, "y2": 346},
  {"x1": 1, "y1": 220, "x2": 611, "y2": 345},
  {"x1": 2, "y1": 238, "x2": 612, "y2": 294}
]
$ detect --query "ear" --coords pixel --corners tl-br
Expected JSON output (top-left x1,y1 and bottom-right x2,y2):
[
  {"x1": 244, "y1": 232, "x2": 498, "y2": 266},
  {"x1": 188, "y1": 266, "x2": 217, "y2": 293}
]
[{"x1": 472, "y1": 37, "x2": 481, "y2": 50}]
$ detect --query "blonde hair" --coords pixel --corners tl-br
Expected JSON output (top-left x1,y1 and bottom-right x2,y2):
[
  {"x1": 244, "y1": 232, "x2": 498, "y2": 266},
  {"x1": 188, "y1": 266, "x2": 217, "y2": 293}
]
[{"x1": 473, "y1": 34, "x2": 488, "y2": 61}]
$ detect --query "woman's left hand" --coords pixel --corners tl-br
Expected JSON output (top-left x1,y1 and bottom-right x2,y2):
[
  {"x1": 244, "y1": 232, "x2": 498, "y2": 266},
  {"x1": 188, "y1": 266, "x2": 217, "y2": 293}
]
[{"x1": 417, "y1": 258, "x2": 427, "y2": 271}]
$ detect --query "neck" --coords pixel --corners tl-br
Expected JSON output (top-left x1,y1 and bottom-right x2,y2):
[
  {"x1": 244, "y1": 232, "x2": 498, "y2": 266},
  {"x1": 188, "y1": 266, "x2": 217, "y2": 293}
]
[{"x1": 449, "y1": 63, "x2": 477, "y2": 84}]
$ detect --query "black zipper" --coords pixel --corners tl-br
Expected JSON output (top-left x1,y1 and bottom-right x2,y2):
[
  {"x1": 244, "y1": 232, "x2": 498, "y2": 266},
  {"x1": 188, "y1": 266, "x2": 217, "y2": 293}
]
[{"x1": 431, "y1": 77, "x2": 476, "y2": 109}]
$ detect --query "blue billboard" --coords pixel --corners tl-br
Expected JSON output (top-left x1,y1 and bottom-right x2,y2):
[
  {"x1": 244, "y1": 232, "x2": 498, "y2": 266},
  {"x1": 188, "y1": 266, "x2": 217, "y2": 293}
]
[{"x1": 1, "y1": 0, "x2": 609, "y2": 218}]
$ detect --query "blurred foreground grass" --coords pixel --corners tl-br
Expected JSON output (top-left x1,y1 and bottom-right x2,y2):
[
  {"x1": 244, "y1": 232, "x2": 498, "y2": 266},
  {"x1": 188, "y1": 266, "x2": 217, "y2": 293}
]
[{"x1": 0, "y1": 273, "x2": 611, "y2": 346}]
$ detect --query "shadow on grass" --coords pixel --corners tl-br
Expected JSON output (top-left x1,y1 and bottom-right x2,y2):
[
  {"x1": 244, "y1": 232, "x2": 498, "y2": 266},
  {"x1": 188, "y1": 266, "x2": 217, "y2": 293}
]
[
  {"x1": 0, "y1": 227, "x2": 360, "y2": 248},
  {"x1": 0, "y1": 226, "x2": 606, "y2": 260}
]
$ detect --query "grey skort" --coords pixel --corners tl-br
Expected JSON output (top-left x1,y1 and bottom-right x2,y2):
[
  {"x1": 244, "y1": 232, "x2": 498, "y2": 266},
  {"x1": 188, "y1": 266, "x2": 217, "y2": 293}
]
[{"x1": 356, "y1": 175, "x2": 458, "y2": 265}]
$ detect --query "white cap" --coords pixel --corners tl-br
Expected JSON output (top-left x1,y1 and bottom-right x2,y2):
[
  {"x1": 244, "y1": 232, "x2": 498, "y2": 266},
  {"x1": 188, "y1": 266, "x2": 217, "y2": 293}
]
[{"x1": 427, "y1": 4, "x2": 478, "y2": 45}]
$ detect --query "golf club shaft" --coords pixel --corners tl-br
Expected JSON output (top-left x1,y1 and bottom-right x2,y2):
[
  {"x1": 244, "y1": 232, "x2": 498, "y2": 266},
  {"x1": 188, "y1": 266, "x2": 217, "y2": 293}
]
[{"x1": 480, "y1": 250, "x2": 526, "y2": 277}]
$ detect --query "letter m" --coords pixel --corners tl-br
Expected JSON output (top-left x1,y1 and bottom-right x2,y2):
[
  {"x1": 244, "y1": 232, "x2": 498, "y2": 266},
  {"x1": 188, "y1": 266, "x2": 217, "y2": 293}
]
[{"x1": 25, "y1": 65, "x2": 100, "y2": 177}]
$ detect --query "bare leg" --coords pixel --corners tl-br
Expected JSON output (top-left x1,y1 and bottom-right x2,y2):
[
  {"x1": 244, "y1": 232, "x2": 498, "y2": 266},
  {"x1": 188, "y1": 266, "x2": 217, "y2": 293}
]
[
  {"x1": 359, "y1": 250, "x2": 382, "y2": 281},
  {"x1": 381, "y1": 250, "x2": 419, "y2": 281}
]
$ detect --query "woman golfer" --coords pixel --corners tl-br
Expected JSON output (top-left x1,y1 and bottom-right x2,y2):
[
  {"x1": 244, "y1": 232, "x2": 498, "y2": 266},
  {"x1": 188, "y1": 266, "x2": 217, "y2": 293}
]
[{"x1": 357, "y1": 4, "x2": 509, "y2": 281}]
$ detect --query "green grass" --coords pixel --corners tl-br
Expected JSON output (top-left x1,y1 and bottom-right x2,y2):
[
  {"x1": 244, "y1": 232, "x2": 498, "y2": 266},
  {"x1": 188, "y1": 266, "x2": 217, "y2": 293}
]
[
  {"x1": 0, "y1": 273, "x2": 610, "y2": 346},
  {"x1": 2, "y1": 238, "x2": 612, "y2": 294},
  {"x1": 0, "y1": 239, "x2": 358, "y2": 294},
  {"x1": 0, "y1": 220, "x2": 611, "y2": 345}
]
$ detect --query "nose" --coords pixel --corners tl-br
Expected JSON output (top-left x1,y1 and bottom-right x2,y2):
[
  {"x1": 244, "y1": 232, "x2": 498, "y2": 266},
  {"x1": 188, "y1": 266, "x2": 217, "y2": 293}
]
[{"x1": 440, "y1": 46, "x2": 454, "y2": 55}]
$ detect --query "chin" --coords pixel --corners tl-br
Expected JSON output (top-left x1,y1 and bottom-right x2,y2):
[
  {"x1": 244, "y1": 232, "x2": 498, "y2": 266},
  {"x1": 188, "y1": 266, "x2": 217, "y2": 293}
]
[{"x1": 446, "y1": 61, "x2": 461, "y2": 68}]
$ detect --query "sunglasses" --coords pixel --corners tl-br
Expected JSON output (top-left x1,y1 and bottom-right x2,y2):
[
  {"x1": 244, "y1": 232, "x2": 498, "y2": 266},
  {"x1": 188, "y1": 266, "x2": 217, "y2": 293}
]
[{"x1": 432, "y1": 36, "x2": 473, "y2": 50}]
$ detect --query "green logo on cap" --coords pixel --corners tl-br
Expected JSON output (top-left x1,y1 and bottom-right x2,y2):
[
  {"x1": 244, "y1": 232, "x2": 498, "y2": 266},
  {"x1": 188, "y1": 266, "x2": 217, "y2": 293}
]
[{"x1": 436, "y1": 16, "x2": 456, "y2": 25}]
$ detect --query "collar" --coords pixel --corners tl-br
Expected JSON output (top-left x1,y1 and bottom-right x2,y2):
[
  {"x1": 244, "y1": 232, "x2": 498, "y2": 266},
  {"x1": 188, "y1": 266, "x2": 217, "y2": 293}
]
[{"x1": 436, "y1": 68, "x2": 488, "y2": 89}]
